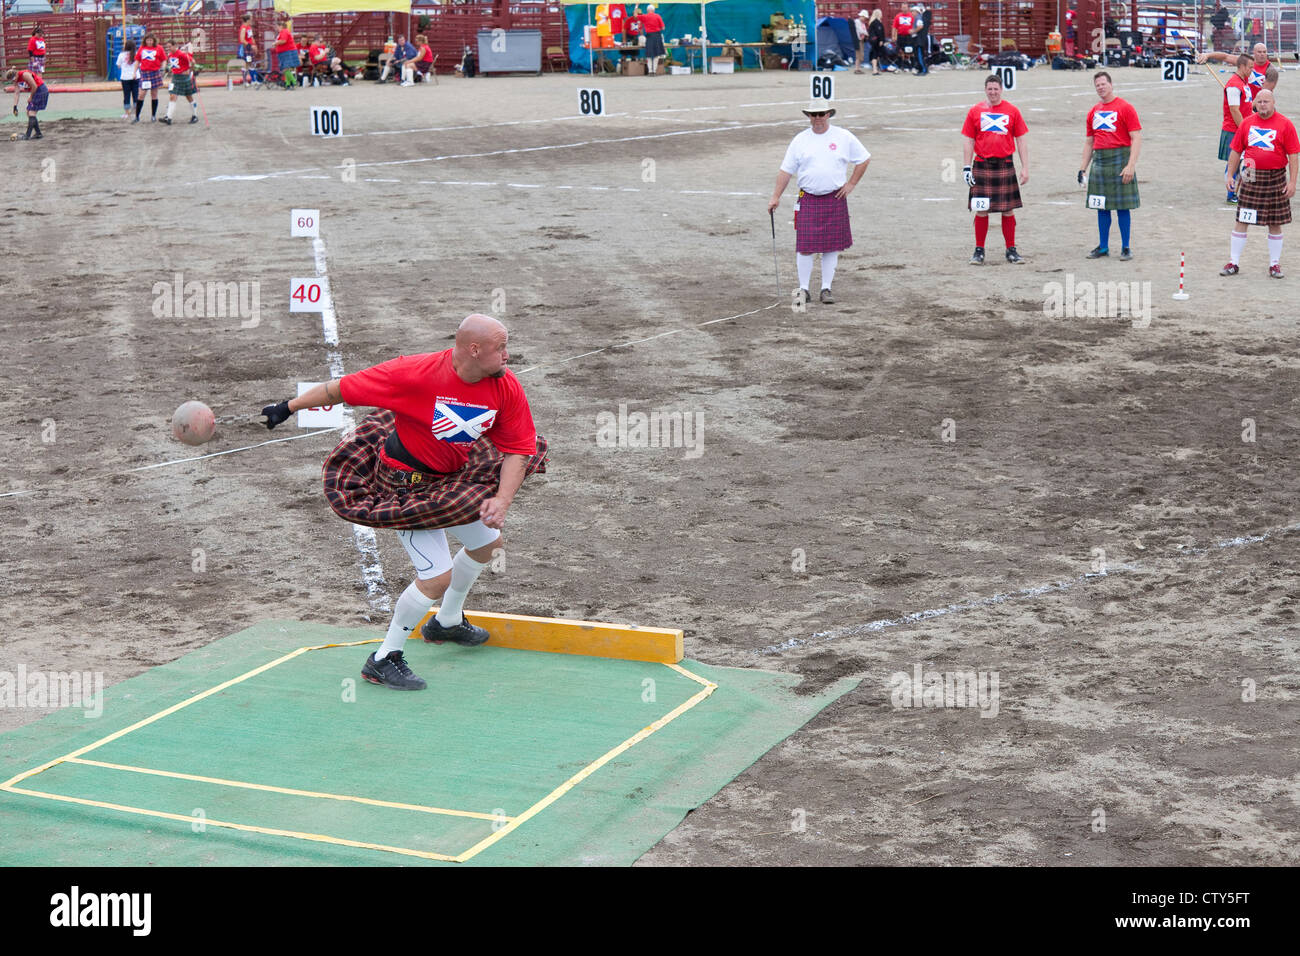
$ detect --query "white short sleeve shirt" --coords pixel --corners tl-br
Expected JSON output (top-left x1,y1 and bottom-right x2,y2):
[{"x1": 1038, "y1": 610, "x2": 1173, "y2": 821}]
[{"x1": 780, "y1": 125, "x2": 871, "y2": 195}]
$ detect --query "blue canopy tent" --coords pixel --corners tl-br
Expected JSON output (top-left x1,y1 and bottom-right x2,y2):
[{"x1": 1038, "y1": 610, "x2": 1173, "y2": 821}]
[
  {"x1": 564, "y1": 1, "x2": 817, "y2": 74},
  {"x1": 815, "y1": 16, "x2": 855, "y2": 67}
]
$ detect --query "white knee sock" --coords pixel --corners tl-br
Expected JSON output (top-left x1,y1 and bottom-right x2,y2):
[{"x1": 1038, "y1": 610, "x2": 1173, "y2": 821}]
[
  {"x1": 1268, "y1": 232, "x2": 1283, "y2": 265},
  {"x1": 821, "y1": 251, "x2": 840, "y2": 290},
  {"x1": 402, "y1": 64, "x2": 413, "y2": 83},
  {"x1": 796, "y1": 253, "x2": 814, "y2": 291},
  {"x1": 376, "y1": 580, "x2": 436, "y2": 660},
  {"x1": 434, "y1": 550, "x2": 489, "y2": 626},
  {"x1": 1230, "y1": 230, "x2": 1248, "y2": 264},
  {"x1": 165, "y1": 100, "x2": 175, "y2": 120},
  {"x1": 381, "y1": 64, "x2": 391, "y2": 81}
]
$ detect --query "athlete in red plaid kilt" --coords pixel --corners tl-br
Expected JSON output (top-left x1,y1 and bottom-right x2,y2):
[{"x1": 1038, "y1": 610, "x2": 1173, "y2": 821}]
[
  {"x1": 961, "y1": 73, "x2": 1030, "y2": 265},
  {"x1": 260, "y1": 314, "x2": 549, "y2": 690},
  {"x1": 769, "y1": 100, "x2": 872, "y2": 306},
  {"x1": 1221, "y1": 90, "x2": 1300, "y2": 278}
]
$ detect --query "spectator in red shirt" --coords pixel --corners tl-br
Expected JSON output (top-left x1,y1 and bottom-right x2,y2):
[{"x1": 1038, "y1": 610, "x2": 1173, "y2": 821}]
[
  {"x1": 307, "y1": 36, "x2": 348, "y2": 86},
  {"x1": 238, "y1": 14, "x2": 262, "y2": 86},
  {"x1": 1221, "y1": 89, "x2": 1300, "y2": 277},
  {"x1": 27, "y1": 26, "x2": 47, "y2": 75},
  {"x1": 273, "y1": 18, "x2": 301, "y2": 88},
  {"x1": 258, "y1": 314, "x2": 550, "y2": 692},
  {"x1": 634, "y1": 4, "x2": 666, "y2": 76}
]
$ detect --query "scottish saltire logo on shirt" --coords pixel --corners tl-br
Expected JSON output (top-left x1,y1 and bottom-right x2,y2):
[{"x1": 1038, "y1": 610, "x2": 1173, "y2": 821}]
[
  {"x1": 1093, "y1": 111, "x2": 1118, "y2": 132},
  {"x1": 1248, "y1": 127, "x2": 1278, "y2": 150},
  {"x1": 1250, "y1": 69, "x2": 1266, "y2": 87},
  {"x1": 431, "y1": 401, "x2": 497, "y2": 443},
  {"x1": 980, "y1": 112, "x2": 1009, "y2": 134}
]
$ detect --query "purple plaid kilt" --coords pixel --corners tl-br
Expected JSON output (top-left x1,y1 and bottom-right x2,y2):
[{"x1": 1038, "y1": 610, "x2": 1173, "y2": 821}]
[
  {"x1": 969, "y1": 155, "x2": 1022, "y2": 213},
  {"x1": 139, "y1": 69, "x2": 164, "y2": 90},
  {"x1": 1237, "y1": 166, "x2": 1292, "y2": 226},
  {"x1": 29, "y1": 56, "x2": 45, "y2": 74},
  {"x1": 322, "y1": 410, "x2": 550, "y2": 530},
  {"x1": 27, "y1": 84, "x2": 49, "y2": 112},
  {"x1": 794, "y1": 189, "x2": 852, "y2": 254}
]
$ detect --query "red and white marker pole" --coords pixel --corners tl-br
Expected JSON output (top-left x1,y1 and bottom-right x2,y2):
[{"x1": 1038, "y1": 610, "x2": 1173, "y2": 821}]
[{"x1": 1172, "y1": 251, "x2": 1189, "y2": 300}]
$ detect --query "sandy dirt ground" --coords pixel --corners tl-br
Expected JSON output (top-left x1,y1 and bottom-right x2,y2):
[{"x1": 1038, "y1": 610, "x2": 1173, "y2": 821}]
[{"x1": 2, "y1": 62, "x2": 1298, "y2": 866}]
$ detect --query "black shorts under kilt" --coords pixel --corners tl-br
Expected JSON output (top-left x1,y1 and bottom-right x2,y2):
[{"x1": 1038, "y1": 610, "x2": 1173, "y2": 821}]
[{"x1": 968, "y1": 155, "x2": 1022, "y2": 213}]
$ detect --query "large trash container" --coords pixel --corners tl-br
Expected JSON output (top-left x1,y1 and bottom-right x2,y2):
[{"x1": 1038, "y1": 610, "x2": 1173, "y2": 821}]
[{"x1": 107, "y1": 25, "x2": 146, "y2": 82}]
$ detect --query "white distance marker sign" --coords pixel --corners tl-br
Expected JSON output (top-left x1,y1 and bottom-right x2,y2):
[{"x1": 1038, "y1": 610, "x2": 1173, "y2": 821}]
[
  {"x1": 310, "y1": 106, "x2": 342, "y2": 137},
  {"x1": 291, "y1": 209, "x2": 320, "y2": 238},
  {"x1": 810, "y1": 73, "x2": 834, "y2": 101},
  {"x1": 289, "y1": 277, "x2": 330, "y2": 312},
  {"x1": 578, "y1": 89, "x2": 605, "y2": 116},
  {"x1": 994, "y1": 65, "x2": 1017, "y2": 90},
  {"x1": 296, "y1": 382, "x2": 345, "y2": 428}
]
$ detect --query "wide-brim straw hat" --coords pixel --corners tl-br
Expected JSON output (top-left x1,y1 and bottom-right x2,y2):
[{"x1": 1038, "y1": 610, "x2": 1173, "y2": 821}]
[{"x1": 802, "y1": 100, "x2": 836, "y2": 117}]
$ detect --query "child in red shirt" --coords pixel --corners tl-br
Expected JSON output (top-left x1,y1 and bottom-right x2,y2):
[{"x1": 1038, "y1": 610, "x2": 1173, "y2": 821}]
[
  {"x1": 135, "y1": 34, "x2": 168, "y2": 121},
  {"x1": 28, "y1": 26, "x2": 47, "y2": 74},
  {"x1": 160, "y1": 43, "x2": 200, "y2": 126}
]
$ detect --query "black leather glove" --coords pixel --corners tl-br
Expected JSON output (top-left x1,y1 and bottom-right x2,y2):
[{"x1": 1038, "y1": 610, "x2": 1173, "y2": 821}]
[
  {"x1": 260, "y1": 399, "x2": 292, "y2": 430},
  {"x1": 1077, "y1": 169, "x2": 1085, "y2": 185}
]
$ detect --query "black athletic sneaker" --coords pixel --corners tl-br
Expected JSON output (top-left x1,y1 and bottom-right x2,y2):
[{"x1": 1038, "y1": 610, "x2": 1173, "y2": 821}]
[
  {"x1": 160, "y1": 116, "x2": 173, "y2": 125},
  {"x1": 189, "y1": 115, "x2": 199, "y2": 124},
  {"x1": 361, "y1": 650, "x2": 427, "y2": 690},
  {"x1": 1119, "y1": 247, "x2": 1133, "y2": 261},
  {"x1": 969, "y1": 247, "x2": 985, "y2": 265},
  {"x1": 820, "y1": 288, "x2": 834, "y2": 304},
  {"x1": 1005, "y1": 246, "x2": 1025, "y2": 264},
  {"x1": 1086, "y1": 246, "x2": 1109, "y2": 259},
  {"x1": 422, "y1": 613, "x2": 490, "y2": 647}
]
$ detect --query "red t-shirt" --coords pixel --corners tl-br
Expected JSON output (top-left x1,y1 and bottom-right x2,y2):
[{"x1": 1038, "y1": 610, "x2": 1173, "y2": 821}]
[
  {"x1": 1086, "y1": 97, "x2": 1141, "y2": 149},
  {"x1": 308, "y1": 43, "x2": 328, "y2": 64},
  {"x1": 28, "y1": 37, "x2": 46, "y2": 57},
  {"x1": 167, "y1": 49, "x2": 193, "y2": 75},
  {"x1": 961, "y1": 100, "x2": 1027, "y2": 159},
  {"x1": 610, "y1": 3, "x2": 626, "y2": 34},
  {"x1": 1223, "y1": 74, "x2": 1253, "y2": 131},
  {"x1": 638, "y1": 12, "x2": 664, "y2": 33},
  {"x1": 240, "y1": 24, "x2": 255, "y2": 46},
  {"x1": 1231, "y1": 110, "x2": 1300, "y2": 170},
  {"x1": 418, "y1": 44, "x2": 433, "y2": 64},
  {"x1": 16, "y1": 70, "x2": 44, "y2": 91},
  {"x1": 274, "y1": 29, "x2": 297, "y2": 54},
  {"x1": 339, "y1": 350, "x2": 537, "y2": 473},
  {"x1": 137, "y1": 45, "x2": 167, "y2": 72},
  {"x1": 893, "y1": 13, "x2": 915, "y2": 35}
]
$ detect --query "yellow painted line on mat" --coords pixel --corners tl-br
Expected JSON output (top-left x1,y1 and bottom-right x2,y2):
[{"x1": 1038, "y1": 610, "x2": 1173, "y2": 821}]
[
  {"x1": 0, "y1": 638, "x2": 378, "y2": 791},
  {"x1": 0, "y1": 786, "x2": 460, "y2": 862},
  {"x1": 453, "y1": 661, "x2": 718, "y2": 863},
  {"x1": 64, "y1": 757, "x2": 509, "y2": 822},
  {"x1": 420, "y1": 607, "x2": 684, "y2": 664}
]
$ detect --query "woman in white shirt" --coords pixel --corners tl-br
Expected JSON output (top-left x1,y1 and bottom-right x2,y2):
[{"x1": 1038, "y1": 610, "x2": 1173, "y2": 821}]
[{"x1": 117, "y1": 40, "x2": 140, "y2": 122}]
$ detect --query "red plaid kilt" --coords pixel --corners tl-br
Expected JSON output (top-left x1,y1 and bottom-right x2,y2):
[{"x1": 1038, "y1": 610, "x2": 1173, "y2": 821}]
[
  {"x1": 968, "y1": 155, "x2": 1022, "y2": 213},
  {"x1": 322, "y1": 410, "x2": 549, "y2": 530},
  {"x1": 794, "y1": 189, "x2": 852, "y2": 254},
  {"x1": 1237, "y1": 166, "x2": 1292, "y2": 226}
]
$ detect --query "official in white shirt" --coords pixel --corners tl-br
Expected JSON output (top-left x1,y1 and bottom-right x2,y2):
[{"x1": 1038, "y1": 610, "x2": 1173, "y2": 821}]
[{"x1": 768, "y1": 100, "x2": 871, "y2": 305}]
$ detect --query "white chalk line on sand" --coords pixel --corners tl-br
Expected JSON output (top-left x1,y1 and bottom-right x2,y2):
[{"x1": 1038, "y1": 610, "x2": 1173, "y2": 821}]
[
  {"x1": 311, "y1": 235, "x2": 391, "y2": 618},
  {"x1": 757, "y1": 520, "x2": 1300, "y2": 657}
]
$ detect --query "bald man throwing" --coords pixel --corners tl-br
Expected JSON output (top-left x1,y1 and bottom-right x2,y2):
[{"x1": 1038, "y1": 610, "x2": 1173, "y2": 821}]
[{"x1": 259, "y1": 314, "x2": 549, "y2": 690}]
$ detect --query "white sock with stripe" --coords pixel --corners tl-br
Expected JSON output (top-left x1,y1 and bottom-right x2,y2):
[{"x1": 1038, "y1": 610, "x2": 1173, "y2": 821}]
[
  {"x1": 434, "y1": 550, "x2": 489, "y2": 626},
  {"x1": 1268, "y1": 232, "x2": 1283, "y2": 266},
  {"x1": 375, "y1": 580, "x2": 435, "y2": 661},
  {"x1": 1230, "y1": 230, "x2": 1248, "y2": 265}
]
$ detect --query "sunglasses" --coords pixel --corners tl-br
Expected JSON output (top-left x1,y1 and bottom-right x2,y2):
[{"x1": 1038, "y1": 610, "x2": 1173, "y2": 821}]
[{"x1": 806, "y1": 111, "x2": 829, "y2": 117}]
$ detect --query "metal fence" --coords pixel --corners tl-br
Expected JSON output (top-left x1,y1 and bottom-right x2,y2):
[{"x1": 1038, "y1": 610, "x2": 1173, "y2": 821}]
[{"x1": 1, "y1": 4, "x2": 568, "y2": 80}]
